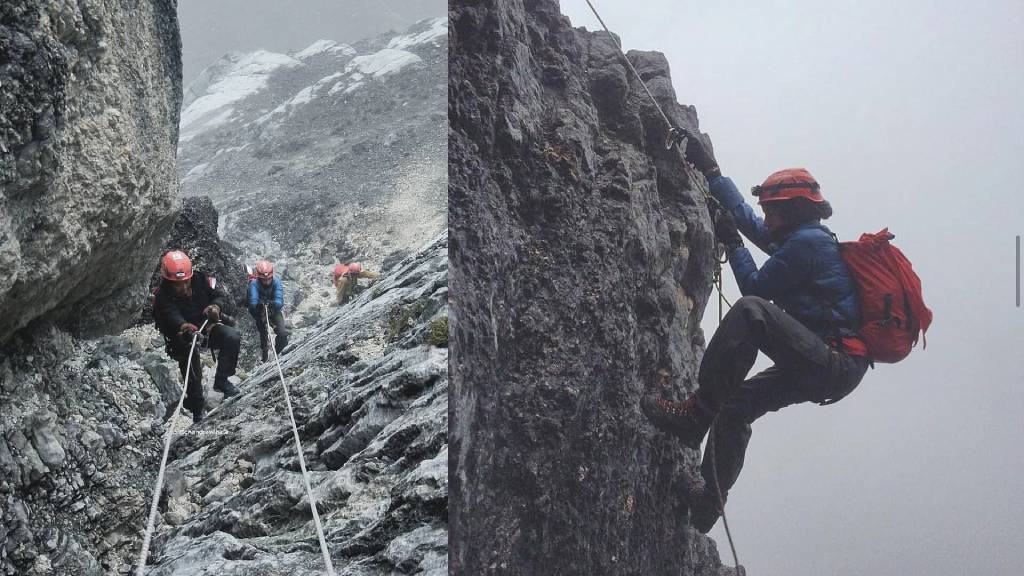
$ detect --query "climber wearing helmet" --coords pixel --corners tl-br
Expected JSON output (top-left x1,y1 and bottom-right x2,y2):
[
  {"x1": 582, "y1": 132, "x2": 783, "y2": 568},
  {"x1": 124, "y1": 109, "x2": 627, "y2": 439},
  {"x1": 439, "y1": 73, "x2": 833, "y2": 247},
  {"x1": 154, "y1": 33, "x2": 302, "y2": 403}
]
[
  {"x1": 641, "y1": 128, "x2": 871, "y2": 533},
  {"x1": 153, "y1": 250, "x2": 241, "y2": 423},
  {"x1": 248, "y1": 259, "x2": 289, "y2": 362},
  {"x1": 332, "y1": 262, "x2": 379, "y2": 305}
]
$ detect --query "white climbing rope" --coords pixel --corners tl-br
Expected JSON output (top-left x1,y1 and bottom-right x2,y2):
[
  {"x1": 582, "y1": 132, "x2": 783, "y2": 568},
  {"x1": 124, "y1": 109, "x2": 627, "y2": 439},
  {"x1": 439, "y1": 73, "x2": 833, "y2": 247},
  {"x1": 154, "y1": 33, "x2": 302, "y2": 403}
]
[
  {"x1": 136, "y1": 319, "x2": 209, "y2": 576},
  {"x1": 265, "y1": 304, "x2": 336, "y2": 576}
]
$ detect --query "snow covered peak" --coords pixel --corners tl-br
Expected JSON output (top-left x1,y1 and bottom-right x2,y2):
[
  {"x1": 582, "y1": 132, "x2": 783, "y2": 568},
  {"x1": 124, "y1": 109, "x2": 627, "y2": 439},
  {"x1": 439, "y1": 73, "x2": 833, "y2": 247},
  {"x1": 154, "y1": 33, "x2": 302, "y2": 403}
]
[
  {"x1": 180, "y1": 50, "x2": 301, "y2": 139},
  {"x1": 387, "y1": 17, "x2": 447, "y2": 50},
  {"x1": 295, "y1": 39, "x2": 356, "y2": 59}
]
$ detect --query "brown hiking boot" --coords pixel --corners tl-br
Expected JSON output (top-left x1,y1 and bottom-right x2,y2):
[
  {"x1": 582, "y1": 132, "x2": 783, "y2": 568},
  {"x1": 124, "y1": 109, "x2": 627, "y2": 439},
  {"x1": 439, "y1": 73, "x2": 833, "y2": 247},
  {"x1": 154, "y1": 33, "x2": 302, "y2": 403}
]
[{"x1": 641, "y1": 393, "x2": 715, "y2": 450}]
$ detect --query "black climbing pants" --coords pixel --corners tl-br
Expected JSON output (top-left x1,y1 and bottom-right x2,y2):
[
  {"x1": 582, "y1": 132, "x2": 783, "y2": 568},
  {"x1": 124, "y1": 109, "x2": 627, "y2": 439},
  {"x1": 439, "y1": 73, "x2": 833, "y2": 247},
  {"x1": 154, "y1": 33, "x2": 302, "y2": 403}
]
[
  {"x1": 250, "y1": 306, "x2": 289, "y2": 353},
  {"x1": 168, "y1": 323, "x2": 242, "y2": 412},
  {"x1": 696, "y1": 296, "x2": 870, "y2": 496}
]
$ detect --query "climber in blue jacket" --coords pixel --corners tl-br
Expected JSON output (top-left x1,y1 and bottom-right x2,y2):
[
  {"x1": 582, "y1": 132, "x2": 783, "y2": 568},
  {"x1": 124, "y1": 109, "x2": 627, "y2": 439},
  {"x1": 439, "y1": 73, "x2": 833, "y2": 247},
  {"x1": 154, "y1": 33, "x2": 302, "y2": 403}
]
[
  {"x1": 641, "y1": 127, "x2": 871, "y2": 534},
  {"x1": 248, "y1": 259, "x2": 289, "y2": 362}
]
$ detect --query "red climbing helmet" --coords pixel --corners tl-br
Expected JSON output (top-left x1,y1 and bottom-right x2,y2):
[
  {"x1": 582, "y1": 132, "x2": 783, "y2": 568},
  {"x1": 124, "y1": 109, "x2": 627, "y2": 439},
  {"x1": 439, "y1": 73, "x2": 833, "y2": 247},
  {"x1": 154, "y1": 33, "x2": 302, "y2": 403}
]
[
  {"x1": 751, "y1": 168, "x2": 825, "y2": 204},
  {"x1": 349, "y1": 263, "x2": 362, "y2": 273},
  {"x1": 160, "y1": 250, "x2": 193, "y2": 281},
  {"x1": 255, "y1": 260, "x2": 274, "y2": 279}
]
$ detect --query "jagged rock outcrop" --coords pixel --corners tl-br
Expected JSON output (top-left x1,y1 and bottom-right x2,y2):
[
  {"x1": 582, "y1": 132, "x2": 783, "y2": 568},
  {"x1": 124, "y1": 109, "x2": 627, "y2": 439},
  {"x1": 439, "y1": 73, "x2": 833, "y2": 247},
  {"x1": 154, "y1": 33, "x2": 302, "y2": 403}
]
[
  {"x1": 176, "y1": 17, "x2": 447, "y2": 326},
  {"x1": 0, "y1": 233, "x2": 447, "y2": 575},
  {"x1": 0, "y1": 0, "x2": 183, "y2": 344},
  {"x1": 0, "y1": 321, "x2": 185, "y2": 575},
  {"x1": 450, "y1": 1, "x2": 732, "y2": 574}
]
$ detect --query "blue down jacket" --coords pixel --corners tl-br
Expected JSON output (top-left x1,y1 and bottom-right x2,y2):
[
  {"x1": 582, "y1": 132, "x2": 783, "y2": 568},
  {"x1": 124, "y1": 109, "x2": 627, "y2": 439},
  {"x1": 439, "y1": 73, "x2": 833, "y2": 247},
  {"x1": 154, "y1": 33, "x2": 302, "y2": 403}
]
[
  {"x1": 710, "y1": 175, "x2": 862, "y2": 340},
  {"x1": 248, "y1": 277, "x2": 284, "y2": 313}
]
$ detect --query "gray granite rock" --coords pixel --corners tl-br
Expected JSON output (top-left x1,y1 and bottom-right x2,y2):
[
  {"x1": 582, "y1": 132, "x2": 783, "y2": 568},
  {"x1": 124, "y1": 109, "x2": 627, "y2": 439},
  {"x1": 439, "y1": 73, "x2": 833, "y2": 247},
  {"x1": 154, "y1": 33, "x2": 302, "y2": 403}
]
[{"x1": 0, "y1": 0, "x2": 183, "y2": 344}]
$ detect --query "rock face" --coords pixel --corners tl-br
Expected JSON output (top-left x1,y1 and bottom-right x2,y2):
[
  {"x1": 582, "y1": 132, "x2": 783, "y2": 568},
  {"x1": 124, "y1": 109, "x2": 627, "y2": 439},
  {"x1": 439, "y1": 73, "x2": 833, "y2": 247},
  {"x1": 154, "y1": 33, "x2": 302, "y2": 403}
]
[
  {"x1": 0, "y1": 233, "x2": 447, "y2": 575},
  {"x1": 0, "y1": 0, "x2": 183, "y2": 344},
  {"x1": 0, "y1": 322, "x2": 186, "y2": 576},
  {"x1": 449, "y1": 1, "x2": 731, "y2": 574},
  {"x1": 177, "y1": 17, "x2": 447, "y2": 325}
]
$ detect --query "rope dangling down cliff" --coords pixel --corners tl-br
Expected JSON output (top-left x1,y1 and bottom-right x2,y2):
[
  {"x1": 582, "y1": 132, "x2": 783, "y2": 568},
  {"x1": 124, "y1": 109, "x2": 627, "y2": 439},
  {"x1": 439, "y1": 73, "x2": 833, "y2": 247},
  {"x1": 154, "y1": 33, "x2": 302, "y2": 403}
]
[
  {"x1": 136, "y1": 319, "x2": 209, "y2": 576},
  {"x1": 263, "y1": 303, "x2": 336, "y2": 576}
]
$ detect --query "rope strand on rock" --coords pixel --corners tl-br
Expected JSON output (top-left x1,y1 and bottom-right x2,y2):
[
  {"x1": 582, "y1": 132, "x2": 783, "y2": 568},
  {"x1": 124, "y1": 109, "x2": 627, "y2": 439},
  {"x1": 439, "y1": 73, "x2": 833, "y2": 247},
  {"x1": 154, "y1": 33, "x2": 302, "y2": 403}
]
[
  {"x1": 136, "y1": 319, "x2": 208, "y2": 576},
  {"x1": 265, "y1": 304, "x2": 336, "y2": 576}
]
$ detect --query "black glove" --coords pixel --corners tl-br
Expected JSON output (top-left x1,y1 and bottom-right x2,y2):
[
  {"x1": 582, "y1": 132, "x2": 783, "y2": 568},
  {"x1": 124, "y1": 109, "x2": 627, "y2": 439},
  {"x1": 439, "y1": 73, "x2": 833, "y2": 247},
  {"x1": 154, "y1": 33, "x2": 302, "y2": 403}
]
[
  {"x1": 714, "y1": 210, "x2": 743, "y2": 251},
  {"x1": 179, "y1": 323, "x2": 199, "y2": 342},
  {"x1": 669, "y1": 126, "x2": 719, "y2": 176},
  {"x1": 203, "y1": 305, "x2": 221, "y2": 322}
]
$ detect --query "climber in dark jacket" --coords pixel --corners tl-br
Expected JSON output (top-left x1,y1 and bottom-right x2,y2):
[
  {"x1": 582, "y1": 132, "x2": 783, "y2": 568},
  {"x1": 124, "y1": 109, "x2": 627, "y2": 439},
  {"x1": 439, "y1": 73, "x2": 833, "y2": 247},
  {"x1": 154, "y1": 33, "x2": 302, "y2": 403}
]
[
  {"x1": 154, "y1": 250, "x2": 241, "y2": 423},
  {"x1": 248, "y1": 259, "x2": 289, "y2": 362},
  {"x1": 642, "y1": 128, "x2": 872, "y2": 534}
]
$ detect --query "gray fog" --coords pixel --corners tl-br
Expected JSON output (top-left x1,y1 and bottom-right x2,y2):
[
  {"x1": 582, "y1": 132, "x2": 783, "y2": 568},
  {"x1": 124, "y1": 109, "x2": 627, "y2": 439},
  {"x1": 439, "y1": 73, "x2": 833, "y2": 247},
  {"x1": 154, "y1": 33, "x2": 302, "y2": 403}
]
[
  {"x1": 560, "y1": 1, "x2": 1024, "y2": 574},
  {"x1": 178, "y1": 0, "x2": 443, "y2": 85}
]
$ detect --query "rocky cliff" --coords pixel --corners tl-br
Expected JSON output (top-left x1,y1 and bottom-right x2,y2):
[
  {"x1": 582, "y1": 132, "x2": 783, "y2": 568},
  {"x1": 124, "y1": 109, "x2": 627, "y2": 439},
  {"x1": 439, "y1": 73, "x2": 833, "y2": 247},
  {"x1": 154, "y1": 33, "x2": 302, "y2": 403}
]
[
  {"x1": 449, "y1": 1, "x2": 732, "y2": 574},
  {"x1": 0, "y1": 0, "x2": 183, "y2": 344}
]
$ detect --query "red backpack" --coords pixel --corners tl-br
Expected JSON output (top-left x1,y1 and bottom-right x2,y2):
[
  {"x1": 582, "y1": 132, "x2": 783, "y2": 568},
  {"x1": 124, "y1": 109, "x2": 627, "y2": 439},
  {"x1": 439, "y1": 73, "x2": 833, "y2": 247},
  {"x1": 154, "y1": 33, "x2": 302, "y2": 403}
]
[{"x1": 841, "y1": 229, "x2": 932, "y2": 363}]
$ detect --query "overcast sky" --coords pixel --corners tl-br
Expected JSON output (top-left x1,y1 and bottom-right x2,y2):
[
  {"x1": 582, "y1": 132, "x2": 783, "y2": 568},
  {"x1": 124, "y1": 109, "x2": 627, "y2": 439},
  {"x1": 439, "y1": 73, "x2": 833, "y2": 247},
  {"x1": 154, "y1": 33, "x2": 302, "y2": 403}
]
[
  {"x1": 177, "y1": 0, "x2": 443, "y2": 85},
  {"x1": 559, "y1": 1, "x2": 1024, "y2": 574}
]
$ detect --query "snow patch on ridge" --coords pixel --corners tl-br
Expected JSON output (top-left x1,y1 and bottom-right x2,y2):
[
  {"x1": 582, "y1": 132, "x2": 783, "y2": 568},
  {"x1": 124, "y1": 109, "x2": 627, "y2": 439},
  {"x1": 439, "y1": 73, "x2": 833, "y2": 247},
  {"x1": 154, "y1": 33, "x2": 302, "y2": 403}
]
[
  {"x1": 346, "y1": 48, "x2": 422, "y2": 78},
  {"x1": 180, "y1": 50, "x2": 301, "y2": 139},
  {"x1": 295, "y1": 39, "x2": 357, "y2": 59}
]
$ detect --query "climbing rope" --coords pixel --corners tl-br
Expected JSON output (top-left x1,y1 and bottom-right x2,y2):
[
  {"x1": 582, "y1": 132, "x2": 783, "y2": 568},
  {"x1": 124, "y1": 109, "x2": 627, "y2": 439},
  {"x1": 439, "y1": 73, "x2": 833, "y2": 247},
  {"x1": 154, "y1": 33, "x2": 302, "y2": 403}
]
[
  {"x1": 264, "y1": 304, "x2": 336, "y2": 576},
  {"x1": 136, "y1": 319, "x2": 209, "y2": 576},
  {"x1": 707, "y1": 416, "x2": 743, "y2": 575}
]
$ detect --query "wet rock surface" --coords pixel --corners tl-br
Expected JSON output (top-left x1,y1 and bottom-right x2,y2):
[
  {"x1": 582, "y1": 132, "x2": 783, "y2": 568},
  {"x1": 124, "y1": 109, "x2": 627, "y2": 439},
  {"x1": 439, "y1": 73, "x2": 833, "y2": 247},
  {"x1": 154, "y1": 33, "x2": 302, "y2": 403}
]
[
  {"x1": 0, "y1": 0, "x2": 183, "y2": 344},
  {"x1": 449, "y1": 1, "x2": 730, "y2": 574}
]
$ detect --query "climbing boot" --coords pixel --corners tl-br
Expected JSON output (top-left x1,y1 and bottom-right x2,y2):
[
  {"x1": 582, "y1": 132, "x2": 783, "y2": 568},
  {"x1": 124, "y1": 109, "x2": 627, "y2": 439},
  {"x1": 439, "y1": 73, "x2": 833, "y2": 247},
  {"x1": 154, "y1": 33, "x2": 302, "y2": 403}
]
[
  {"x1": 641, "y1": 393, "x2": 715, "y2": 450},
  {"x1": 260, "y1": 342, "x2": 270, "y2": 362},
  {"x1": 214, "y1": 377, "x2": 239, "y2": 398},
  {"x1": 190, "y1": 405, "x2": 205, "y2": 424},
  {"x1": 688, "y1": 483, "x2": 726, "y2": 534}
]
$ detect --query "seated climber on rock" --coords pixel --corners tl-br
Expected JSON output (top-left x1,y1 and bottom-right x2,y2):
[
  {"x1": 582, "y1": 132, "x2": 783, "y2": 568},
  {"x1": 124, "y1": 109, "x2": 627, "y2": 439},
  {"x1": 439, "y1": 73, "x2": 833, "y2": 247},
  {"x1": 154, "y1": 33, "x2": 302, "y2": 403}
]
[
  {"x1": 332, "y1": 262, "x2": 379, "y2": 305},
  {"x1": 153, "y1": 250, "x2": 241, "y2": 423},
  {"x1": 248, "y1": 259, "x2": 289, "y2": 362},
  {"x1": 642, "y1": 128, "x2": 871, "y2": 534}
]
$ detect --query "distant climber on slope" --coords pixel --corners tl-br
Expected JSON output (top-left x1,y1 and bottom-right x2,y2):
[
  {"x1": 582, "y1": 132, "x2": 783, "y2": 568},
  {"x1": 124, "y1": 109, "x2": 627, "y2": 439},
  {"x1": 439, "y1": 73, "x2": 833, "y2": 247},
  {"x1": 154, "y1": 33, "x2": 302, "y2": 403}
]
[
  {"x1": 641, "y1": 129, "x2": 871, "y2": 533},
  {"x1": 248, "y1": 259, "x2": 289, "y2": 362},
  {"x1": 332, "y1": 262, "x2": 379, "y2": 305},
  {"x1": 153, "y1": 250, "x2": 241, "y2": 423}
]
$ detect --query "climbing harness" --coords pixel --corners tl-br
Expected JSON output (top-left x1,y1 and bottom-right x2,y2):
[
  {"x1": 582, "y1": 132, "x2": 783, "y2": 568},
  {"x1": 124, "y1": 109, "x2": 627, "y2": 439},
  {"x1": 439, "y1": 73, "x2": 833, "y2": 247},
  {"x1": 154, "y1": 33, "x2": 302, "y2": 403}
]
[
  {"x1": 136, "y1": 319, "x2": 209, "y2": 576},
  {"x1": 264, "y1": 304, "x2": 336, "y2": 576}
]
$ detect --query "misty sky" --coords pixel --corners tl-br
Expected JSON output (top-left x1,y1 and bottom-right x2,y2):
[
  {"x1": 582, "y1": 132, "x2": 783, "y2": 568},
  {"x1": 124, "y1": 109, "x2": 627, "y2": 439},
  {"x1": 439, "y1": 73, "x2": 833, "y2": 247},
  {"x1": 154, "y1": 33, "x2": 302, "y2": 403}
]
[
  {"x1": 177, "y1": 0, "x2": 443, "y2": 86},
  {"x1": 560, "y1": 1, "x2": 1024, "y2": 574}
]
